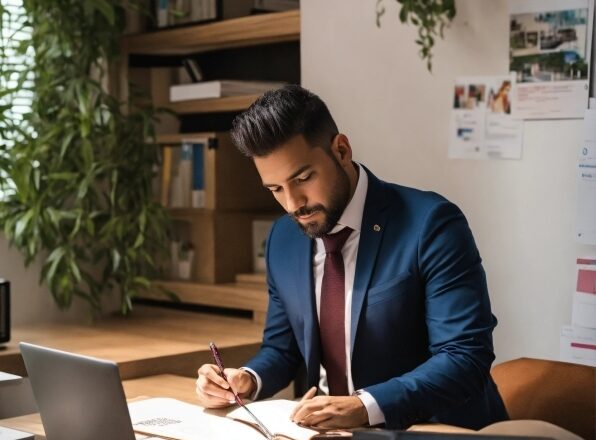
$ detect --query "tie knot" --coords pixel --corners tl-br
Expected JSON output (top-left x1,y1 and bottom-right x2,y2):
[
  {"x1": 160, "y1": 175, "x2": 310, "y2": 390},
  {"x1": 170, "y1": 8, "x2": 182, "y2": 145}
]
[{"x1": 322, "y1": 227, "x2": 353, "y2": 254}]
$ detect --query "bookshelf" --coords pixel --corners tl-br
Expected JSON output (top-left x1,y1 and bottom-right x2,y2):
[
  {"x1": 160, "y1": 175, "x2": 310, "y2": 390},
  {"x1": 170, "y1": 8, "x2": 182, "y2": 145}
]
[
  {"x1": 167, "y1": 94, "x2": 261, "y2": 114},
  {"x1": 122, "y1": 10, "x2": 300, "y2": 55},
  {"x1": 121, "y1": 10, "x2": 299, "y2": 322},
  {"x1": 150, "y1": 277, "x2": 269, "y2": 324}
]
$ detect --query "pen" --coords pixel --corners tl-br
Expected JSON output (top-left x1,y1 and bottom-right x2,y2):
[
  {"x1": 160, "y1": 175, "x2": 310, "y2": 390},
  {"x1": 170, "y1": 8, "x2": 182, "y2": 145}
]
[{"x1": 208, "y1": 341, "x2": 276, "y2": 440}]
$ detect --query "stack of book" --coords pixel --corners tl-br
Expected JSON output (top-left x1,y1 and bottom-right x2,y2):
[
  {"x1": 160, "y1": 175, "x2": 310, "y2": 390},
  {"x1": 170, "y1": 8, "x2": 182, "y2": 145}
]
[
  {"x1": 157, "y1": 0, "x2": 291, "y2": 28},
  {"x1": 169, "y1": 80, "x2": 286, "y2": 102},
  {"x1": 160, "y1": 139, "x2": 207, "y2": 209},
  {"x1": 253, "y1": 0, "x2": 299, "y2": 12}
]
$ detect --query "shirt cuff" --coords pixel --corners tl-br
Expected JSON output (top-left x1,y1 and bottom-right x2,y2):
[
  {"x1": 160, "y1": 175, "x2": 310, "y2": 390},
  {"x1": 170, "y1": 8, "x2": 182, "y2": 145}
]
[
  {"x1": 355, "y1": 390, "x2": 385, "y2": 426},
  {"x1": 239, "y1": 367, "x2": 262, "y2": 400}
]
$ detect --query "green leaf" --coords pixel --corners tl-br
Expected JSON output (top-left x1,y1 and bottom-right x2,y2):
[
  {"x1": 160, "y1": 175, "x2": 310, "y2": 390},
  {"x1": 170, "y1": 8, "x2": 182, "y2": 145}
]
[
  {"x1": 133, "y1": 232, "x2": 144, "y2": 248},
  {"x1": 133, "y1": 276, "x2": 151, "y2": 289},
  {"x1": 46, "y1": 250, "x2": 64, "y2": 283},
  {"x1": 15, "y1": 210, "x2": 33, "y2": 239},
  {"x1": 48, "y1": 172, "x2": 78, "y2": 180},
  {"x1": 46, "y1": 246, "x2": 66, "y2": 263},
  {"x1": 60, "y1": 131, "x2": 75, "y2": 160},
  {"x1": 158, "y1": 285, "x2": 180, "y2": 302},
  {"x1": 69, "y1": 259, "x2": 82, "y2": 283},
  {"x1": 399, "y1": 6, "x2": 408, "y2": 22},
  {"x1": 69, "y1": 211, "x2": 83, "y2": 238},
  {"x1": 91, "y1": 0, "x2": 116, "y2": 26},
  {"x1": 111, "y1": 248, "x2": 121, "y2": 272}
]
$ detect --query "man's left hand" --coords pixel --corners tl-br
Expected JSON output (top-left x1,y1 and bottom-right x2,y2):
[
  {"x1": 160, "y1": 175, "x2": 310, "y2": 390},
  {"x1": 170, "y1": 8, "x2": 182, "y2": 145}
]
[{"x1": 290, "y1": 395, "x2": 369, "y2": 429}]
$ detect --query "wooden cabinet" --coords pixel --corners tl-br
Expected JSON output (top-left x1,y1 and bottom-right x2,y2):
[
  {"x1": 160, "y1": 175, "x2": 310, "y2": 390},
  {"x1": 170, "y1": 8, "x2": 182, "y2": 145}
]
[{"x1": 120, "y1": 10, "x2": 300, "y2": 322}]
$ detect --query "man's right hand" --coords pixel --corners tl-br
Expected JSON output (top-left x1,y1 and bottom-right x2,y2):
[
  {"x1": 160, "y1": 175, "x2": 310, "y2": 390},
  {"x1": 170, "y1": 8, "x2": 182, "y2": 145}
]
[{"x1": 195, "y1": 364, "x2": 256, "y2": 408}]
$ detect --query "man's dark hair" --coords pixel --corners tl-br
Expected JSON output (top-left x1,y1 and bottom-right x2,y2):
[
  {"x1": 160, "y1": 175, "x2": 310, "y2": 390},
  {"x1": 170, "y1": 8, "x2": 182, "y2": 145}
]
[{"x1": 230, "y1": 84, "x2": 339, "y2": 157}]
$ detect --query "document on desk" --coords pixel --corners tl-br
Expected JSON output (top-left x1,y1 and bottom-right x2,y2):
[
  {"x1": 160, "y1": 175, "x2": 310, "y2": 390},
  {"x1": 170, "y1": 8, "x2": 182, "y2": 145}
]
[{"x1": 128, "y1": 397, "x2": 319, "y2": 440}]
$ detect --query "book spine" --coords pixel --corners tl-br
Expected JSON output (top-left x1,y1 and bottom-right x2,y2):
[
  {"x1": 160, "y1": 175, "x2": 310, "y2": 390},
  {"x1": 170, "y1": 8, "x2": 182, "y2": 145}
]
[
  {"x1": 192, "y1": 142, "x2": 206, "y2": 208},
  {"x1": 201, "y1": 0, "x2": 208, "y2": 22},
  {"x1": 182, "y1": 58, "x2": 203, "y2": 83},
  {"x1": 177, "y1": 142, "x2": 193, "y2": 208},
  {"x1": 160, "y1": 146, "x2": 173, "y2": 207},
  {"x1": 157, "y1": 0, "x2": 169, "y2": 27},
  {"x1": 190, "y1": 0, "x2": 203, "y2": 22},
  {"x1": 208, "y1": 0, "x2": 217, "y2": 19}
]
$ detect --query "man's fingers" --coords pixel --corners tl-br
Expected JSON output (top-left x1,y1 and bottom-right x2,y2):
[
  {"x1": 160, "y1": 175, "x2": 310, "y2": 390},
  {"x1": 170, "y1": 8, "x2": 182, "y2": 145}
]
[
  {"x1": 196, "y1": 365, "x2": 236, "y2": 404},
  {"x1": 300, "y1": 387, "x2": 318, "y2": 402},
  {"x1": 290, "y1": 387, "x2": 317, "y2": 419},
  {"x1": 225, "y1": 369, "x2": 247, "y2": 394},
  {"x1": 197, "y1": 376, "x2": 235, "y2": 400},
  {"x1": 313, "y1": 418, "x2": 344, "y2": 429},
  {"x1": 195, "y1": 381, "x2": 234, "y2": 407},
  {"x1": 292, "y1": 396, "x2": 368, "y2": 429},
  {"x1": 291, "y1": 398, "x2": 327, "y2": 423},
  {"x1": 298, "y1": 409, "x2": 332, "y2": 427},
  {"x1": 200, "y1": 365, "x2": 230, "y2": 389}
]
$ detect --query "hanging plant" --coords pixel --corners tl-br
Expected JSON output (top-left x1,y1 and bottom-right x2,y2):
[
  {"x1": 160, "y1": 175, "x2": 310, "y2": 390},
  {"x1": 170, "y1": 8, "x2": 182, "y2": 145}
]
[
  {"x1": 376, "y1": 0, "x2": 457, "y2": 71},
  {"x1": 0, "y1": 0, "x2": 170, "y2": 315}
]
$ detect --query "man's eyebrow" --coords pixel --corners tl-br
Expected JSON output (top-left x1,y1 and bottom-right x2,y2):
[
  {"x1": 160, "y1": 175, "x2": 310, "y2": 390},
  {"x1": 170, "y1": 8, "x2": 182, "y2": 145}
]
[{"x1": 263, "y1": 165, "x2": 312, "y2": 188}]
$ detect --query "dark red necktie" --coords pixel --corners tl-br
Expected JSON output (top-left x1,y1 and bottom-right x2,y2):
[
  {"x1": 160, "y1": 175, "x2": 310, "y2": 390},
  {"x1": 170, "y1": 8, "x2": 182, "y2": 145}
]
[{"x1": 320, "y1": 226, "x2": 352, "y2": 396}]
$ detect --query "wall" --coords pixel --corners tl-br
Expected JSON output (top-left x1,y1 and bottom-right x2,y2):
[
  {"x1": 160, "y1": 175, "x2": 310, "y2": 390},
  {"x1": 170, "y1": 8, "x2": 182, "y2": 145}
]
[
  {"x1": 302, "y1": 0, "x2": 595, "y2": 363},
  {"x1": 0, "y1": 230, "x2": 156, "y2": 323},
  {"x1": 0, "y1": 235, "x2": 98, "y2": 325}
]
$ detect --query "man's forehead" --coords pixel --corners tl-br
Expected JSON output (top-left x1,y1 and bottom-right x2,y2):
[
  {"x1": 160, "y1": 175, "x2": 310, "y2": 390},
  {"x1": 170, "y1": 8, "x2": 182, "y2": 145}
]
[{"x1": 254, "y1": 139, "x2": 321, "y2": 184}]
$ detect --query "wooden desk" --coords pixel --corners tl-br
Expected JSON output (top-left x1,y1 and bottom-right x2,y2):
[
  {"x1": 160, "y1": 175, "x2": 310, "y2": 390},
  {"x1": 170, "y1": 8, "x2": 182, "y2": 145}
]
[
  {"x1": 0, "y1": 305, "x2": 264, "y2": 379},
  {"x1": 0, "y1": 375, "x2": 472, "y2": 439}
]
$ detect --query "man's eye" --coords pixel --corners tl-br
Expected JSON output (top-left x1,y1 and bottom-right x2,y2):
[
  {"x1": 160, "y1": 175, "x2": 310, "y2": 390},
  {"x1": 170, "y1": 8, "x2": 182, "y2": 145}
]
[
  {"x1": 296, "y1": 173, "x2": 312, "y2": 183},
  {"x1": 269, "y1": 187, "x2": 282, "y2": 193}
]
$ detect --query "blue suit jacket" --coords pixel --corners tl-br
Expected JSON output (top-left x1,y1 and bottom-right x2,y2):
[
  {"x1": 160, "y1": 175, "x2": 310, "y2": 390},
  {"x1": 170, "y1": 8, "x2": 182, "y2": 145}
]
[{"x1": 245, "y1": 167, "x2": 508, "y2": 429}]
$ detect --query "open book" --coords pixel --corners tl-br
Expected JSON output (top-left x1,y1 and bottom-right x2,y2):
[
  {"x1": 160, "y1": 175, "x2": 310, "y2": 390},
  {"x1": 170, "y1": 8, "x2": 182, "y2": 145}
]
[{"x1": 128, "y1": 398, "x2": 320, "y2": 440}]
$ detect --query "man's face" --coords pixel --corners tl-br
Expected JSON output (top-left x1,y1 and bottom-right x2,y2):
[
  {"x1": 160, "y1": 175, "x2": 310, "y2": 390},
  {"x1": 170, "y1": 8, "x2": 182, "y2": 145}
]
[{"x1": 253, "y1": 135, "x2": 352, "y2": 238}]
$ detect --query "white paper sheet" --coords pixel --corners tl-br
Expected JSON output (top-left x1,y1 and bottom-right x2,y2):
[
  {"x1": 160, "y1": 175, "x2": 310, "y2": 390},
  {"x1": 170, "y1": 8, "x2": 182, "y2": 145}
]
[
  {"x1": 560, "y1": 325, "x2": 596, "y2": 366},
  {"x1": 576, "y1": 100, "x2": 596, "y2": 244},
  {"x1": 129, "y1": 398, "x2": 259, "y2": 440},
  {"x1": 508, "y1": 0, "x2": 593, "y2": 120},
  {"x1": 128, "y1": 398, "x2": 318, "y2": 440},
  {"x1": 228, "y1": 400, "x2": 318, "y2": 440},
  {"x1": 449, "y1": 75, "x2": 523, "y2": 160}
]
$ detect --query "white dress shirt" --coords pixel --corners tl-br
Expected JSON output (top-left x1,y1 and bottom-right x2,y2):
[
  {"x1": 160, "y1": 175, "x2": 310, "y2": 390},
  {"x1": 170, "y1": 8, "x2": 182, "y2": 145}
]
[{"x1": 245, "y1": 163, "x2": 385, "y2": 426}]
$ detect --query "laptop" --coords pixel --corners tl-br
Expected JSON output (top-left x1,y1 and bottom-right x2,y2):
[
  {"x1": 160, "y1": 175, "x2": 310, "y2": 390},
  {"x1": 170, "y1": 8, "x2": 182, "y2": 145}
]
[{"x1": 20, "y1": 342, "x2": 140, "y2": 440}]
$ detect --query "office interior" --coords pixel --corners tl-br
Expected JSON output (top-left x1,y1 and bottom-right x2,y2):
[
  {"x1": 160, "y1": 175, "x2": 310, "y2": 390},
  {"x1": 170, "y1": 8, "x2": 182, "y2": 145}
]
[{"x1": 0, "y1": 0, "x2": 595, "y2": 439}]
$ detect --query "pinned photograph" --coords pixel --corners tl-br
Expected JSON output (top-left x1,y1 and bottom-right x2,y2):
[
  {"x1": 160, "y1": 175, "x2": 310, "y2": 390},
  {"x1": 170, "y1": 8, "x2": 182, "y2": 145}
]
[
  {"x1": 510, "y1": 8, "x2": 589, "y2": 83},
  {"x1": 508, "y1": 0, "x2": 592, "y2": 119}
]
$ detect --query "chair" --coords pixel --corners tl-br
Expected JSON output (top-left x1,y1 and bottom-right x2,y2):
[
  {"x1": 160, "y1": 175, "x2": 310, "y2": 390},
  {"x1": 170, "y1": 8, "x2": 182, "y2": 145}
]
[{"x1": 491, "y1": 358, "x2": 595, "y2": 440}]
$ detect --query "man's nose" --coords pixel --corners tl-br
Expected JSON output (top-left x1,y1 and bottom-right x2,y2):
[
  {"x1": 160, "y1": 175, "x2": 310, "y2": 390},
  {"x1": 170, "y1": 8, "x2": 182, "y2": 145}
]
[{"x1": 285, "y1": 188, "x2": 306, "y2": 214}]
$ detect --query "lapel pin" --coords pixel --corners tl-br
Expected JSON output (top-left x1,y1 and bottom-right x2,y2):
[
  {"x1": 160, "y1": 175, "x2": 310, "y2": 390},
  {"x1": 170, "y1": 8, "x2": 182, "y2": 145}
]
[{"x1": 373, "y1": 224, "x2": 381, "y2": 232}]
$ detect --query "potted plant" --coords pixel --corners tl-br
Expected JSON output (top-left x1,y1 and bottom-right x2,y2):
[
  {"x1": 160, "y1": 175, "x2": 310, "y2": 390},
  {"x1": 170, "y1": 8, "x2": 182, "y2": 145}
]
[{"x1": 0, "y1": 0, "x2": 170, "y2": 316}]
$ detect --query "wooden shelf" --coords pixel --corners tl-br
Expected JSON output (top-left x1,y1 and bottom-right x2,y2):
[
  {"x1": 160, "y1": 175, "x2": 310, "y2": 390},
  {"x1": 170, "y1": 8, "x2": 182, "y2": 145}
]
[
  {"x1": 122, "y1": 10, "x2": 300, "y2": 55},
  {"x1": 148, "y1": 280, "x2": 268, "y2": 323},
  {"x1": 166, "y1": 94, "x2": 260, "y2": 114},
  {"x1": 155, "y1": 132, "x2": 216, "y2": 144},
  {"x1": 235, "y1": 272, "x2": 267, "y2": 285}
]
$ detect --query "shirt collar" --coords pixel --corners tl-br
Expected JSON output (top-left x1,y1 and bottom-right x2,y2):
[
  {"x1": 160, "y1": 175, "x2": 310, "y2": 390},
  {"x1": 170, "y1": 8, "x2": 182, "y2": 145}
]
[{"x1": 330, "y1": 162, "x2": 368, "y2": 234}]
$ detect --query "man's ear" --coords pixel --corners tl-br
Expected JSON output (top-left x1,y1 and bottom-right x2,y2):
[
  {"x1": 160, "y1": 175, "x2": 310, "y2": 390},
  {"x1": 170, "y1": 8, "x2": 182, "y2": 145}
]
[{"x1": 332, "y1": 134, "x2": 352, "y2": 164}]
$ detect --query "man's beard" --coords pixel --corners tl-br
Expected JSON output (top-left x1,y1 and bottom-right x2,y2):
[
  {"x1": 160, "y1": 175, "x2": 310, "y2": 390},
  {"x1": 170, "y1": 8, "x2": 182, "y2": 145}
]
[{"x1": 290, "y1": 164, "x2": 351, "y2": 239}]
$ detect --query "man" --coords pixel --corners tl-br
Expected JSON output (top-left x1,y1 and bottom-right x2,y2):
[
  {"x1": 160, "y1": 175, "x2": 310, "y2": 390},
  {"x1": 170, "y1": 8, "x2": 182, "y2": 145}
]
[{"x1": 196, "y1": 85, "x2": 508, "y2": 430}]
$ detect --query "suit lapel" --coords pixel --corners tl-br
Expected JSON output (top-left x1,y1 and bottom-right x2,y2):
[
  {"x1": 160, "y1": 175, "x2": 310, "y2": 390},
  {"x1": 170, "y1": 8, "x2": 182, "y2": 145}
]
[
  {"x1": 294, "y1": 232, "x2": 320, "y2": 383},
  {"x1": 350, "y1": 170, "x2": 389, "y2": 357}
]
